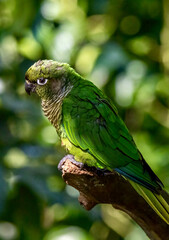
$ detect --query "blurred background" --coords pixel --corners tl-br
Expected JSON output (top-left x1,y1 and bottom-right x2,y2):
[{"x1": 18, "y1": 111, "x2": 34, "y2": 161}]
[{"x1": 0, "y1": 0, "x2": 169, "y2": 239}]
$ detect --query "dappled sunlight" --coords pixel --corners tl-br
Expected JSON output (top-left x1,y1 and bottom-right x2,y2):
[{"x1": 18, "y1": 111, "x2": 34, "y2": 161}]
[
  {"x1": 18, "y1": 33, "x2": 42, "y2": 60},
  {"x1": 0, "y1": 222, "x2": 18, "y2": 240},
  {"x1": 0, "y1": 78, "x2": 5, "y2": 94},
  {"x1": 115, "y1": 60, "x2": 146, "y2": 107},
  {"x1": 44, "y1": 226, "x2": 94, "y2": 240},
  {"x1": 75, "y1": 44, "x2": 100, "y2": 75},
  {"x1": 41, "y1": 126, "x2": 59, "y2": 144},
  {"x1": 101, "y1": 205, "x2": 133, "y2": 238},
  {"x1": 52, "y1": 30, "x2": 75, "y2": 62},
  {"x1": 0, "y1": 35, "x2": 19, "y2": 67},
  {"x1": 1, "y1": 0, "x2": 169, "y2": 239},
  {"x1": 115, "y1": 74, "x2": 134, "y2": 106},
  {"x1": 127, "y1": 36, "x2": 153, "y2": 56},
  {"x1": 120, "y1": 15, "x2": 141, "y2": 36},
  {"x1": 4, "y1": 148, "x2": 28, "y2": 168},
  {"x1": 87, "y1": 15, "x2": 114, "y2": 44},
  {"x1": 90, "y1": 221, "x2": 110, "y2": 240}
]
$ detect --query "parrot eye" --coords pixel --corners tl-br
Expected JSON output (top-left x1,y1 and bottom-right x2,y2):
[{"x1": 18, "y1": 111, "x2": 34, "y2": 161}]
[{"x1": 37, "y1": 78, "x2": 48, "y2": 86}]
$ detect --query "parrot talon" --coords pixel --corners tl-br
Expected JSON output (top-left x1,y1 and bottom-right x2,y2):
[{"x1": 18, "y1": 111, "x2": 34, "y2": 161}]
[
  {"x1": 58, "y1": 154, "x2": 74, "y2": 170},
  {"x1": 58, "y1": 155, "x2": 85, "y2": 170},
  {"x1": 69, "y1": 158, "x2": 85, "y2": 169}
]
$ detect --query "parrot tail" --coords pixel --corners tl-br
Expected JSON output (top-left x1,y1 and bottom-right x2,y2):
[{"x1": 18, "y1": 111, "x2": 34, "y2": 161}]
[{"x1": 129, "y1": 180, "x2": 169, "y2": 224}]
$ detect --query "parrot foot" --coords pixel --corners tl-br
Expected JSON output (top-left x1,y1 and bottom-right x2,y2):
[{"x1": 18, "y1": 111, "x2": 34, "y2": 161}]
[
  {"x1": 58, "y1": 154, "x2": 74, "y2": 170},
  {"x1": 69, "y1": 157, "x2": 85, "y2": 169},
  {"x1": 58, "y1": 154, "x2": 84, "y2": 170}
]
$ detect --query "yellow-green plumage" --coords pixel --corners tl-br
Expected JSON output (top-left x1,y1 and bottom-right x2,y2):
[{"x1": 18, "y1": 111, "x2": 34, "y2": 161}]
[
  {"x1": 25, "y1": 60, "x2": 169, "y2": 224},
  {"x1": 130, "y1": 181, "x2": 169, "y2": 224}
]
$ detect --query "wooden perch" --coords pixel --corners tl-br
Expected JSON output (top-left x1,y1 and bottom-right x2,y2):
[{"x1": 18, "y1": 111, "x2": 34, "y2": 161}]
[{"x1": 58, "y1": 155, "x2": 169, "y2": 240}]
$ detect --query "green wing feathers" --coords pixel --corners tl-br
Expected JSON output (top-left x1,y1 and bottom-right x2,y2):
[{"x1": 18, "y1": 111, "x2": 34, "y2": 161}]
[
  {"x1": 62, "y1": 79, "x2": 169, "y2": 224},
  {"x1": 62, "y1": 80, "x2": 140, "y2": 169}
]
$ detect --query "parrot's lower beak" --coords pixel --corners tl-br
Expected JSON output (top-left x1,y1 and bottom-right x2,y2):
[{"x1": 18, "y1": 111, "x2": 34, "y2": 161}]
[{"x1": 25, "y1": 80, "x2": 36, "y2": 95}]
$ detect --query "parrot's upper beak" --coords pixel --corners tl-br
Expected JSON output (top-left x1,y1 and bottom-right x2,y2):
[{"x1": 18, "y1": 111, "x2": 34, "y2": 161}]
[{"x1": 25, "y1": 80, "x2": 36, "y2": 95}]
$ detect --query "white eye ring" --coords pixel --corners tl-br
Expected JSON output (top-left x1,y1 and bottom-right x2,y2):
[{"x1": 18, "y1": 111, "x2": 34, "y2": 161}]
[{"x1": 37, "y1": 78, "x2": 48, "y2": 85}]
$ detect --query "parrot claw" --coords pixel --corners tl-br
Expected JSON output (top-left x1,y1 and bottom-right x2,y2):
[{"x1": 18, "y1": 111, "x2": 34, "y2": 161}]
[
  {"x1": 68, "y1": 157, "x2": 85, "y2": 169},
  {"x1": 58, "y1": 155, "x2": 84, "y2": 170},
  {"x1": 58, "y1": 154, "x2": 74, "y2": 170}
]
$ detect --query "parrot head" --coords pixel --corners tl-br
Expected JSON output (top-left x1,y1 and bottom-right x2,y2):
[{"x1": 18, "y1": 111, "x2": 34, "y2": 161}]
[{"x1": 25, "y1": 60, "x2": 74, "y2": 100}]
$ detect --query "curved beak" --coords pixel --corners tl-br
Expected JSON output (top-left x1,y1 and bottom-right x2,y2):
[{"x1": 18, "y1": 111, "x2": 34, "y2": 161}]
[{"x1": 25, "y1": 80, "x2": 36, "y2": 95}]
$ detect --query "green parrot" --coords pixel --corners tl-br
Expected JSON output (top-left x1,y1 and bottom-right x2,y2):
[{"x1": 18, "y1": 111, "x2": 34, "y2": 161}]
[{"x1": 25, "y1": 60, "x2": 169, "y2": 224}]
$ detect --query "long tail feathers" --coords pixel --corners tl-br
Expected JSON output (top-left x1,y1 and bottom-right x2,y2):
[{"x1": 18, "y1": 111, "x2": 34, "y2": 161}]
[{"x1": 129, "y1": 180, "x2": 169, "y2": 224}]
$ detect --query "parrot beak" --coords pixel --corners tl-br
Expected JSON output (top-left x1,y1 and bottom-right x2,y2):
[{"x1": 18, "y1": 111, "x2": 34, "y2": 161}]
[{"x1": 25, "y1": 80, "x2": 36, "y2": 95}]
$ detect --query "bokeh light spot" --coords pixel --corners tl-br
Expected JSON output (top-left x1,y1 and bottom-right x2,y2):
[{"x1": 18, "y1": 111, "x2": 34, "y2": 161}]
[
  {"x1": 18, "y1": 34, "x2": 42, "y2": 60},
  {"x1": 4, "y1": 148, "x2": 28, "y2": 168},
  {"x1": 44, "y1": 226, "x2": 94, "y2": 240},
  {"x1": 41, "y1": 126, "x2": 59, "y2": 144},
  {"x1": 115, "y1": 74, "x2": 134, "y2": 107},
  {"x1": 76, "y1": 44, "x2": 100, "y2": 75},
  {"x1": 120, "y1": 15, "x2": 141, "y2": 35},
  {"x1": 0, "y1": 222, "x2": 18, "y2": 240}
]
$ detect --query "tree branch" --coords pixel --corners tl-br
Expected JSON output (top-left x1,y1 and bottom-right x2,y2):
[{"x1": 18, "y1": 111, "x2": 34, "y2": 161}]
[{"x1": 58, "y1": 155, "x2": 169, "y2": 240}]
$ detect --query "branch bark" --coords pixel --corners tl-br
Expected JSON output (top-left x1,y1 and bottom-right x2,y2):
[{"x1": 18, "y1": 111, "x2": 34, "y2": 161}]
[{"x1": 58, "y1": 155, "x2": 169, "y2": 240}]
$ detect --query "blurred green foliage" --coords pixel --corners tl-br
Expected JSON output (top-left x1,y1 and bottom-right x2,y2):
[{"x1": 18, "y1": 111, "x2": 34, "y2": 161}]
[{"x1": 0, "y1": 0, "x2": 169, "y2": 239}]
